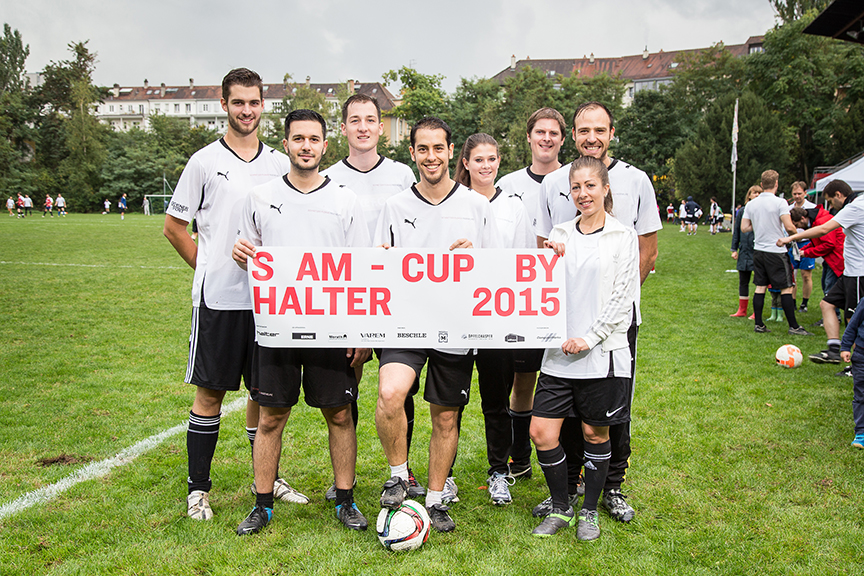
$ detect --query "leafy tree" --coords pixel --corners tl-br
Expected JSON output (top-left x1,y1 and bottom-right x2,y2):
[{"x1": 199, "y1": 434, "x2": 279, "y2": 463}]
[
  {"x1": 383, "y1": 67, "x2": 448, "y2": 124},
  {"x1": 60, "y1": 77, "x2": 107, "y2": 210},
  {"x1": 675, "y1": 91, "x2": 790, "y2": 209},
  {"x1": 0, "y1": 23, "x2": 29, "y2": 93},
  {"x1": 0, "y1": 24, "x2": 36, "y2": 196},
  {"x1": 769, "y1": 0, "x2": 829, "y2": 23}
]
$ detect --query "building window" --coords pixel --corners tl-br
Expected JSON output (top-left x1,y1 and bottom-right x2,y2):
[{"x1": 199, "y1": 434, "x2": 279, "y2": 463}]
[
  {"x1": 749, "y1": 46, "x2": 764, "y2": 54},
  {"x1": 175, "y1": 103, "x2": 180, "y2": 113},
  {"x1": 109, "y1": 105, "x2": 114, "y2": 112},
  {"x1": 139, "y1": 104, "x2": 144, "y2": 114},
  {"x1": 186, "y1": 103, "x2": 191, "y2": 113},
  {"x1": 118, "y1": 104, "x2": 123, "y2": 112}
]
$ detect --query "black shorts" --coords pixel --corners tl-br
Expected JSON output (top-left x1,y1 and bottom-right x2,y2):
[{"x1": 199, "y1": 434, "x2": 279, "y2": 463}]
[
  {"x1": 533, "y1": 373, "x2": 631, "y2": 426},
  {"x1": 379, "y1": 348, "x2": 474, "y2": 407},
  {"x1": 185, "y1": 304, "x2": 254, "y2": 391},
  {"x1": 823, "y1": 275, "x2": 864, "y2": 318},
  {"x1": 684, "y1": 216, "x2": 697, "y2": 224},
  {"x1": 512, "y1": 348, "x2": 544, "y2": 373},
  {"x1": 753, "y1": 250, "x2": 794, "y2": 289},
  {"x1": 250, "y1": 345, "x2": 357, "y2": 409}
]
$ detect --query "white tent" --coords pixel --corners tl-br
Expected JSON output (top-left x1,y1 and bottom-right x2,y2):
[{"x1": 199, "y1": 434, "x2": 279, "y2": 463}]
[{"x1": 816, "y1": 155, "x2": 864, "y2": 191}]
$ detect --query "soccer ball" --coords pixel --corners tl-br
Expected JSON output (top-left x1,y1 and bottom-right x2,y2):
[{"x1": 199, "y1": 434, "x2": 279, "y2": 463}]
[
  {"x1": 776, "y1": 344, "x2": 803, "y2": 368},
  {"x1": 376, "y1": 499, "x2": 430, "y2": 551}
]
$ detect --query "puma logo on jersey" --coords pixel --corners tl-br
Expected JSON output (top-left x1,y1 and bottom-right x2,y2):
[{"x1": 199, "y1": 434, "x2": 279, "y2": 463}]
[
  {"x1": 460, "y1": 389, "x2": 468, "y2": 398},
  {"x1": 217, "y1": 171, "x2": 229, "y2": 181},
  {"x1": 270, "y1": 204, "x2": 283, "y2": 214},
  {"x1": 405, "y1": 218, "x2": 418, "y2": 228},
  {"x1": 511, "y1": 192, "x2": 524, "y2": 200},
  {"x1": 559, "y1": 191, "x2": 571, "y2": 200}
]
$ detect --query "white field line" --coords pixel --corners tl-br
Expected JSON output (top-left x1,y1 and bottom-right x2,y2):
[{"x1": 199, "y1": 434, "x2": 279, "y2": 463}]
[
  {"x1": 0, "y1": 261, "x2": 185, "y2": 270},
  {"x1": 0, "y1": 396, "x2": 246, "y2": 521}
]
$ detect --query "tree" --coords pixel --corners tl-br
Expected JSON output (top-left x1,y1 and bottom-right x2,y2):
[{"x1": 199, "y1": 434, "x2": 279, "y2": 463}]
[
  {"x1": 0, "y1": 23, "x2": 29, "y2": 93},
  {"x1": 675, "y1": 91, "x2": 790, "y2": 208},
  {"x1": 769, "y1": 0, "x2": 829, "y2": 23}
]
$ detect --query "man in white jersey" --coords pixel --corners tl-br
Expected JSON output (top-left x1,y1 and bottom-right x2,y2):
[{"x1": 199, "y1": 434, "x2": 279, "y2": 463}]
[
  {"x1": 374, "y1": 117, "x2": 498, "y2": 533},
  {"x1": 534, "y1": 101, "x2": 661, "y2": 523},
  {"x1": 789, "y1": 181, "x2": 817, "y2": 312},
  {"x1": 232, "y1": 109, "x2": 371, "y2": 535},
  {"x1": 320, "y1": 93, "x2": 424, "y2": 501},
  {"x1": 780, "y1": 180, "x2": 864, "y2": 366},
  {"x1": 55, "y1": 194, "x2": 66, "y2": 216},
  {"x1": 163, "y1": 68, "x2": 304, "y2": 522},
  {"x1": 496, "y1": 107, "x2": 567, "y2": 480},
  {"x1": 741, "y1": 169, "x2": 811, "y2": 336}
]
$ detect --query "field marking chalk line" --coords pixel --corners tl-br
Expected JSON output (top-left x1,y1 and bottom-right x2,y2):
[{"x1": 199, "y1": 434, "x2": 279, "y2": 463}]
[{"x1": 0, "y1": 261, "x2": 185, "y2": 270}]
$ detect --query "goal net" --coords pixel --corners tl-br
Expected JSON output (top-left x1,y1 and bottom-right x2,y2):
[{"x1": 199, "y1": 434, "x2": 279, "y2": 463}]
[{"x1": 143, "y1": 195, "x2": 173, "y2": 215}]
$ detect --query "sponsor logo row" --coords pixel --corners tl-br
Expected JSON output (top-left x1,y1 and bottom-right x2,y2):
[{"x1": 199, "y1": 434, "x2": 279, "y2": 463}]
[{"x1": 254, "y1": 330, "x2": 560, "y2": 343}]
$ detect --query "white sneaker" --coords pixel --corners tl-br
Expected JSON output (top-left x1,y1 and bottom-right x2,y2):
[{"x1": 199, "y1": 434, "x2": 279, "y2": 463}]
[
  {"x1": 187, "y1": 490, "x2": 213, "y2": 520},
  {"x1": 487, "y1": 472, "x2": 514, "y2": 505},
  {"x1": 251, "y1": 478, "x2": 310, "y2": 504},
  {"x1": 442, "y1": 476, "x2": 460, "y2": 503}
]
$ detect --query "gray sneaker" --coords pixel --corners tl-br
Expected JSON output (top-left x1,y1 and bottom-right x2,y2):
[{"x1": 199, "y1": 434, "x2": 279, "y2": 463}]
[
  {"x1": 531, "y1": 492, "x2": 581, "y2": 517},
  {"x1": 788, "y1": 326, "x2": 814, "y2": 336},
  {"x1": 754, "y1": 324, "x2": 771, "y2": 333},
  {"x1": 487, "y1": 472, "x2": 514, "y2": 505},
  {"x1": 442, "y1": 476, "x2": 460, "y2": 503},
  {"x1": 576, "y1": 508, "x2": 601, "y2": 541},
  {"x1": 531, "y1": 506, "x2": 575, "y2": 537},
  {"x1": 601, "y1": 489, "x2": 634, "y2": 522}
]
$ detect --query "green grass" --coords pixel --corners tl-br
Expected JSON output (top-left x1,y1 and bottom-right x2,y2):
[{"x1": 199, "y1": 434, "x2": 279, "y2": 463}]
[{"x1": 1, "y1": 215, "x2": 863, "y2": 575}]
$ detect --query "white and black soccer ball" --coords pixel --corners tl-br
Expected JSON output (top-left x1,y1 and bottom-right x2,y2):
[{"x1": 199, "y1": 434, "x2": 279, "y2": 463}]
[
  {"x1": 776, "y1": 344, "x2": 803, "y2": 368},
  {"x1": 376, "y1": 499, "x2": 430, "y2": 551}
]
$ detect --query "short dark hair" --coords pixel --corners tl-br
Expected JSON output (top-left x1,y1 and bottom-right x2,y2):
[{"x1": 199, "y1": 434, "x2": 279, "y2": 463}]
[
  {"x1": 410, "y1": 116, "x2": 452, "y2": 147},
  {"x1": 221, "y1": 68, "x2": 263, "y2": 101},
  {"x1": 789, "y1": 206, "x2": 808, "y2": 224},
  {"x1": 455, "y1": 133, "x2": 498, "y2": 189},
  {"x1": 342, "y1": 93, "x2": 381, "y2": 123},
  {"x1": 572, "y1": 101, "x2": 614, "y2": 130},
  {"x1": 284, "y1": 109, "x2": 327, "y2": 140},
  {"x1": 527, "y1": 107, "x2": 566, "y2": 136},
  {"x1": 823, "y1": 179, "x2": 852, "y2": 199},
  {"x1": 569, "y1": 156, "x2": 613, "y2": 214}
]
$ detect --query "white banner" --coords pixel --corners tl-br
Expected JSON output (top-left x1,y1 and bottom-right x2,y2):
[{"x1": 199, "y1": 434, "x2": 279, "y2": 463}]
[{"x1": 248, "y1": 247, "x2": 566, "y2": 349}]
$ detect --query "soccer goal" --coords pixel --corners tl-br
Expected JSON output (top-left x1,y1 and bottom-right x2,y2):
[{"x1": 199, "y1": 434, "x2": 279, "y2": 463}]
[{"x1": 143, "y1": 195, "x2": 173, "y2": 215}]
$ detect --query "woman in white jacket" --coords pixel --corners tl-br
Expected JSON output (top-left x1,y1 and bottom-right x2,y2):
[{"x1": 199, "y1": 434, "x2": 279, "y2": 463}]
[{"x1": 529, "y1": 156, "x2": 639, "y2": 541}]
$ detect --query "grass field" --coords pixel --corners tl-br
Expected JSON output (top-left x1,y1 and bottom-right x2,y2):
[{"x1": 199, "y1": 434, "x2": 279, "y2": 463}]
[{"x1": 1, "y1": 213, "x2": 862, "y2": 576}]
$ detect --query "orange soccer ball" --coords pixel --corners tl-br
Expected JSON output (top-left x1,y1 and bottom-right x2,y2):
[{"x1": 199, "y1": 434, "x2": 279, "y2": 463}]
[{"x1": 775, "y1": 344, "x2": 803, "y2": 368}]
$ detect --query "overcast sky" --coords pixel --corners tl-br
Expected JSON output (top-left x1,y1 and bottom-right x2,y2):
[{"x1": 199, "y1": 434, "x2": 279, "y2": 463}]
[{"x1": 5, "y1": 0, "x2": 779, "y2": 94}]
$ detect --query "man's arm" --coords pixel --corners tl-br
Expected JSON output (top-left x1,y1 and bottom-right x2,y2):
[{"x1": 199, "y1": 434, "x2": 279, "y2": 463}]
[
  {"x1": 740, "y1": 217, "x2": 752, "y2": 233},
  {"x1": 638, "y1": 231, "x2": 658, "y2": 285},
  {"x1": 780, "y1": 213, "x2": 797, "y2": 236},
  {"x1": 777, "y1": 218, "x2": 841, "y2": 246},
  {"x1": 163, "y1": 215, "x2": 196, "y2": 269}
]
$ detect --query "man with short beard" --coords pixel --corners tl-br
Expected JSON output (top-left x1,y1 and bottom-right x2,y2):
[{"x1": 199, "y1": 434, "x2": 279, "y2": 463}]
[{"x1": 163, "y1": 68, "x2": 303, "y2": 522}]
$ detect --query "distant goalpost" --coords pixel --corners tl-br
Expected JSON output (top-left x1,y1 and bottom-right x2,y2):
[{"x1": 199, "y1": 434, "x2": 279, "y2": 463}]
[{"x1": 144, "y1": 175, "x2": 175, "y2": 215}]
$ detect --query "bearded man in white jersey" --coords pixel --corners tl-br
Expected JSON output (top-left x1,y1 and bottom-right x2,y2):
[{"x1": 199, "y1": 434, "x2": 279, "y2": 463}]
[
  {"x1": 496, "y1": 107, "x2": 566, "y2": 481},
  {"x1": 534, "y1": 101, "x2": 661, "y2": 523},
  {"x1": 320, "y1": 93, "x2": 424, "y2": 500},
  {"x1": 163, "y1": 68, "x2": 304, "y2": 522},
  {"x1": 374, "y1": 117, "x2": 498, "y2": 533}
]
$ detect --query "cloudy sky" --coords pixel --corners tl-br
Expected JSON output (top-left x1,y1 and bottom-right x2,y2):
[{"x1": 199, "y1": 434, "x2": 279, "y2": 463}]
[{"x1": 5, "y1": 0, "x2": 779, "y2": 93}]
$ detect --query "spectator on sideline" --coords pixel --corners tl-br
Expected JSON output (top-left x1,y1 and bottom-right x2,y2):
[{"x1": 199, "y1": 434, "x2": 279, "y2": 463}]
[
  {"x1": 730, "y1": 185, "x2": 762, "y2": 317},
  {"x1": 789, "y1": 181, "x2": 817, "y2": 312}
]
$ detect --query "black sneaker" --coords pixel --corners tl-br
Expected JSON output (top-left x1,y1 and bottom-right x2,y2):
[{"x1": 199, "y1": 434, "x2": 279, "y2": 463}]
[
  {"x1": 426, "y1": 503, "x2": 455, "y2": 532},
  {"x1": 798, "y1": 304, "x2": 808, "y2": 313},
  {"x1": 788, "y1": 326, "x2": 814, "y2": 336},
  {"x1": 335, "y1": 501, "x2": 368, "y2": 531},
  {"x1": 754, "y1": 324, "x2": 771, "y2": 333},
  {"x1": 601, "y1": 489, "x2": 635, "y2": 522},
  {"x1": 809, "y1": 349, "x2": 841, "y2": 364},
  {"x1": 835, "y1": 365, "x2": 853, "y2": 377},
  {"x1": 813, "y1": 318, "x2": 824, "y2": 327},
  {"x1": 380, "y1": 476, "x2": 408, "y2": 510},
  {"x1": 531, "y1": 492, "x2": 581, "y2": 517},
  {"x1": 508, "y1": 462, "x2": 533, "y2": 480},
  {"x1": 406, "y1": 468, "x2": 426, "y2": 498},
  {"x1": 236, "y1": 506, "x2": 272, "y2": 536}
]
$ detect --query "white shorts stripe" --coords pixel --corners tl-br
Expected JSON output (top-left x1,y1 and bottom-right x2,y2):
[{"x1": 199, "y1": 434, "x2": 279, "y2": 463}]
[{"x1": 185, "y1": 306, "x2": 199, "y2": 383}]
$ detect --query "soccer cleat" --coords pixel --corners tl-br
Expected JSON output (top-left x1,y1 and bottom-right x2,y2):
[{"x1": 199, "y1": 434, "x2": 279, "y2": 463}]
[
  {"x1": 576, "y1": 508, "x2": 601, "y2": 541},
  {"x1": 809, "y1": 349, "x2": 841, "y2": 364},
  {"x1": 426, "y1": 503, "x2": 456, "y2": 532},
  {"x1": 442, "y1": 476, "x2": 460, "y2": 503},
  {"x1": 799, "y1": 304, "x2": 808, "y2": 313},
  {"x1": 836, "y1": 366, "x2": 853, "y2": 377},
  {"x1": 531, "y1": 492, "x2": 581, "y2": 517},
  {"x1": 508, "y1": 462, "x2": 533, "y2": 480},
  {"x1": 236, "y1": 506, "x2": 272, "y2": 536},
  {"x1": 380, "y1": 476, "x2": 408, "y2": 510},
  {"x1": 186, "y1": 490, "x2": 213, "y2": 520},
  {"x1": 325, "y1": 477, "x2": 358, "y2": 502},
  {"x1": 788, "y1": 326, "x2": 814, "y2": 336},
  {"x1": 335, "y1": 501, "x2": 368, "y2": 531},
  {"x1": 754, "y1": 324, "x2": 771, "y2": 333},
  {"x1": 252, "y1": 478, "x2": 309, "y2": 504},
  {"x1": 531, "y1": 506, "x2": 575, "y2": 537},
  {"x1": 601, "y1": 489, "x2": 635, "y2": 522},
  {"x1": 813, "y1": 318, "x2": 824, "y2": 327},
  {"x1": 407, "y1": 468, "x2": 426, "y2": 498},
  {"x1": 487, "y1": 472, "x2": 515, "y2": 505},
  {"x1": 852, "y1": 434, "x2": 864, "y2": 449}
]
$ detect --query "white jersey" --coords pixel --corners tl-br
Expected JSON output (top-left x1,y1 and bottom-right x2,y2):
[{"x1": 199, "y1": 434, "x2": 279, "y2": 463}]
[
  {"x1": 167, "y1": 138, "x2": 292, "y2": 310},
  {"x1": 6, "y1": 198, "x2": 13, "y2": 210},
  {"x1": 742, "y1": 192, "x2": 789, "y2": 254},
  {"x1": 536, "y1": 158, "x2": 662, "y2": 239},
  {"x1": 56, "y1": 196, "x2": 65, "y2": 208},
  {"x1": 496, "y1": 166, "x2": 546, "y2": 235},
  {"x1": 237, "y1": 175, "x2": 369, "y2": 249},
  {"x1": 322, "y1": 155, "x2": 415, "y2": 240},
  {"x1": 488, "y1": 188, "x2": 535, "y2": 249},
  {"x1": 791, "y1": 199, "x2": 817, "y2": 210},
  {"x1": 832, "y1": 195, "x2": 864, "y2": 276}
]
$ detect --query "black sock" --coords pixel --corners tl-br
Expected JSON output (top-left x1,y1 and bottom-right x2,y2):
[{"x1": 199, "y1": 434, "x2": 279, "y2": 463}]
[
  {"x1": 335, "y1": 488, "x2": 353, "y2": 508},
  {"x1": 187, "y1": 411, "x2": 220, "y2": 493},
  {"x1": 781, "y1": 293, "x2": 799, "y2": 328},
  {"x1": 256, "y1": 491, "x2": 274, "y2": 510},
  {"x1": 583, "y1": 440, "x2": 611, "y2": 511},
  {"x1": 404, "y1": 395, "x2": 414, "y2": 454},
  {"x1": 802, "y1": 297, "x2": 809, "y2": 307},
  {"x1": 509, "y1": 409, "x2": 532, "y2": 466},
  {"x1": 753, "y1": 293, "x2": 766, "y2": 325},
  {"x1": 537, "y1": 444, "x2": 569, "y2": 511},
  {"x1": 829, "y1": 342, "x2": 840, "y2": 353}
]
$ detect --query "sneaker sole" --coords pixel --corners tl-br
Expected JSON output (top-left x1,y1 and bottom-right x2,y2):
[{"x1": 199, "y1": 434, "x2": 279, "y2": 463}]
[{"x1": 809, "y1": 356, "x2": 840, "y2": 364}]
